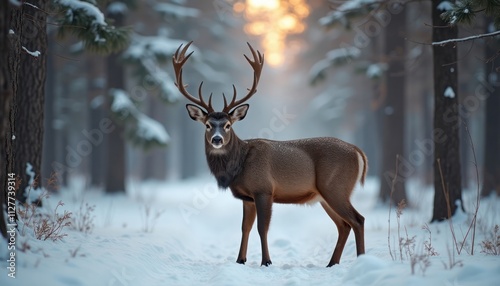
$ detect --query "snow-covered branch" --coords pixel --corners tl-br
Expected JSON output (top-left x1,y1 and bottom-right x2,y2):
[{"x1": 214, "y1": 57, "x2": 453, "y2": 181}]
[
  {"x1": 432, "y1": 30, "x2": 500, "y2": 46},
  {"x1": 110, "y1": 89, "x2": 169, "y2": 148}
]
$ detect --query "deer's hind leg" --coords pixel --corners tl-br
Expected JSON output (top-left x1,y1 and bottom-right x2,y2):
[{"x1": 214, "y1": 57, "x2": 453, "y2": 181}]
[
  {"x1": 320, "y1": 201, "x2": 352, "y2": 267},
  {"x1": 319, "y1": 185, "x2": 365, "y2": 265}
]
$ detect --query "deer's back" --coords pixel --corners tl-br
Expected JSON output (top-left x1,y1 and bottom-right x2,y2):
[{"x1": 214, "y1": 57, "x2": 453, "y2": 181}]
[{"x1": 233, "y1": 137, "x2": 361, "y2": 203}]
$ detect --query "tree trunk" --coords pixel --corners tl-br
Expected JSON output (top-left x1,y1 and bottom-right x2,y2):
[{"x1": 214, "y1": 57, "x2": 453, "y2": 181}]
[
  {"x1": 11, "y1": 0, "x2": 47, "y2": 202},
  {"x1": 0, "y1": 0, "x2": 14, "y2": 239},
  {"x1": 142, "y1": 98, "x2": 167, "y2": 181},
  {"x1": 41, "y1": 29, "x2": 57, "y2": 192},
  {"x1": 481, "y1": 18, "x2": 500, "y2": 197},
  {"x1": 431, "y1": 0, "x2": 463, "y2": 222},
  {"x1": 87, "y1": 55, "x2": 105, "y2": 188},
  {"x1": 105, "y1": 10, "x2": 126, "y2": 193},
  {"x1": 378, "y1": 7, "x2": 408, "y2": 205}
]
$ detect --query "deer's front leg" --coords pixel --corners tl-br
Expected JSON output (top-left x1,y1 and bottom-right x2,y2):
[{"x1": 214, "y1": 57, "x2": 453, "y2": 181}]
[
  {"x1": 236, "y1": 201, "x2": 256, "y2": 264},
  {"x1": 255, "y1": 194, "x2": 273, "y2": 266}
]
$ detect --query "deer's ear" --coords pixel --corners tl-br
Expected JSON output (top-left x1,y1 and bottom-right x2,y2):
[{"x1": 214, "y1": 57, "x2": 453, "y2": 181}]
[
  {"x1": 230, "y1": 104, "x2": 249, "y2": 122},
  {"x1": 186, "y1": 104, "x2": 207, "y2": 122}
]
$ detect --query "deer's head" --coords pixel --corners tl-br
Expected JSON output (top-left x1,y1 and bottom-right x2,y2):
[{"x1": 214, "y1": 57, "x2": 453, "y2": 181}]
[{"x1": 172, "y1": 42, "x2": 264, "y2": 151}]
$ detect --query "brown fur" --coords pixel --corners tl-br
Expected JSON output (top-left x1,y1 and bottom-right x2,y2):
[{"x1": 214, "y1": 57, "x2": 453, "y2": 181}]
[
  {"x1": 205, "y1": 130, "x2": 367, "y2": 267},
  {"x1": 173, "y1": 41, "x2": 366, "y2": 267}
]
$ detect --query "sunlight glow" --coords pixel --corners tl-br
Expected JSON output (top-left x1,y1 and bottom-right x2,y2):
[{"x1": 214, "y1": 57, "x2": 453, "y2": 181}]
[{"x1": 234, "y1": 0, "x2": 310, "y2": 67}]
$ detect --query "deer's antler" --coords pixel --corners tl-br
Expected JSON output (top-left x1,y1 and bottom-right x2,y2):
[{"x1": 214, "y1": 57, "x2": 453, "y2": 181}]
[
  {"x1": 172, "y1": 41, "x2": 214, "y2": 113},
  {"x1": 222, "y1": 42, "x2": 264, "y2": 113}
]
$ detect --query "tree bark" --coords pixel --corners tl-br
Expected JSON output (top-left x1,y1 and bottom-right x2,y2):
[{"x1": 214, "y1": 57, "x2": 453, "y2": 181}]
[
  {"x1": 481, "y1": 18, "x2": 500, "y2": 197},
  {"x1": 431, "y1": 0, "x2": 463, "y2": 221},
  {"x1": 12, "y1": 0, "x2": 47, "y2": 202},
  {"x1": 378, "y1": 7, "x2": 408, "y2": 205},
  {"x1": 0, "y1": 0, "x2": 14, "y2": 239},
  {"x1": 105, "y1": 10, "x2": 126, "y2": 193}
]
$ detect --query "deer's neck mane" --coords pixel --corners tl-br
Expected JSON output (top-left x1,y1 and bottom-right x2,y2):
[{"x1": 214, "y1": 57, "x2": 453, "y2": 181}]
[{"x1": 205, "y1": 133, "x2": 248, "y2": 189}]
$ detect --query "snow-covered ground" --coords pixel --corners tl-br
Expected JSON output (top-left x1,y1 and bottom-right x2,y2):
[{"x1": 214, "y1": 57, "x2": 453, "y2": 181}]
[{"x1": 1, "y1": 177, "x2": 499, "y2": 286}]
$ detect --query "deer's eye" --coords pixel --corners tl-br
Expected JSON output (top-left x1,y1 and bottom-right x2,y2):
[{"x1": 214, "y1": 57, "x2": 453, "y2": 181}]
[
  {"x1": 205, "y1": 123, "x2": 211, "y2": 130},
  {"x1": 224, "y1": 123, "x2": 231, "y2": 131}
]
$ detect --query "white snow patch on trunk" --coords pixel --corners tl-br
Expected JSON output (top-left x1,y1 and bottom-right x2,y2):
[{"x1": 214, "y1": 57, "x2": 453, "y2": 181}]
[
  {"x1": 22, "y1": 46, "x2": 41, "y2": 57},
  {"x1": 24, "y1": 162, "x2": 44, "y2": 204},
  {"x1": 444, "y1": 86, "x2": 455, "y2": 98}
]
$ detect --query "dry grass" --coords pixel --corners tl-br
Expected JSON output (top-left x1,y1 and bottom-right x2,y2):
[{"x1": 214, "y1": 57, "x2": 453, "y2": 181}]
[
  {"x1": 480, "y1": 224, "x2": 500, "y2": 255},
  {"x1": 34, "y1": 201, "x2": 72, "y2": 241},
  {"x1": 71, "y1": 201, "x2": 96, "y2": 234},
  {"x1": 18, "y1": 188, "x2": 72, "y2": 241}
]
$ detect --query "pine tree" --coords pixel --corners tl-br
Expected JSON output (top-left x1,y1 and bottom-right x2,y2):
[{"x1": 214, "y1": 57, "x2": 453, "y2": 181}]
[
  {"x1": 53, "y1": 0, "x2": 130, "y2": 53},
  {"x1": 441, "y1": 0, "x2": 500, "y2": 30},
  {"x1": 42, "y1": 0, "x2": 130, "y2": 191}
]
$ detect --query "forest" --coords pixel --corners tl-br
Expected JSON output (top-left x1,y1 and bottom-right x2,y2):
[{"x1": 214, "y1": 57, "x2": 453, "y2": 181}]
[{"x1": 1, "y1": 0, "x2": 499, "y2": 285}]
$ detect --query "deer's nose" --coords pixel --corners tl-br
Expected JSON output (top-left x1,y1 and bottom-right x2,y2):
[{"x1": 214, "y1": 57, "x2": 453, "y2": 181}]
[{"x1": 211, "y1": 136, "x2": 223, "y2": 145}]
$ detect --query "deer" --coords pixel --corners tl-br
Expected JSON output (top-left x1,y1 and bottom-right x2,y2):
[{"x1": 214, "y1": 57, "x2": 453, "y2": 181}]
[{"x1": 172, "y1": 41, "x2": 367, "y2": 267}]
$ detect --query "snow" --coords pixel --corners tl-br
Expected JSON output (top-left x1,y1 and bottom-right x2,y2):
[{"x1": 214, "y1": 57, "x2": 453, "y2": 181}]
[
  {"x1": 21, "y1": 46, "x2": 40, "y2": 57},
  {"x1": 2, "y1": 177, "x2": 499, "y2": 285},
  {"x1": 136, "y1": 114, "x2": 170, "y2": 144},
  {"x1": 326, "y1": 47, "x2": 361, "y2": 63},
  {"x1": 8, "y1": 29, "x2": 14, "y2": 34},
  {"x1": 109, "y1": 89, "x2": 170, "y2": 146},
  {"x1": 437, "y1": 1, "x2": 453, "y2": 11},
  {"x1": 90, "y1": 95, "x2": 105, "y2": 109},
  {"x1": 309, "y1": 47, "x2": 361, "y2": 82},
  {"x1": 23, "y1": 2, "x2": 38, "y2": 9},
  {"x1": 123, "y1": 36, "x2": 193, "y2": 102},
  {"x1": 23, "y1": 163, "x2": 44, "y2": 204},
  {"x1": 432, "y1": 30, "x2": 500, "y2": 46},
  {"x1": 444, "y1": 86, "x2": 455, "y2": 98},
  {"x1": 319, "y1": 0, "x2": 379, "y2": 28},
  {"x1": 110, "y1": 89, "x2": 135, "y2": 115},
  {"x1": 124, "y1": 36, "x2": 188, "y2": 61},
  {"x1": 366, "y1": 63, "x2": 387, "y2": 79},
  {"x1": 55, "y1": 0, "x2": 107, "y2": 26},
  {"x1": 154, "y1": 2, "x2": 199, "y2": 19}
]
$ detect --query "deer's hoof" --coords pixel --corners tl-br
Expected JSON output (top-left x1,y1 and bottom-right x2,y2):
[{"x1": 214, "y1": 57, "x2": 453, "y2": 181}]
[
  {"x1": 236, "y1": 258, "x2": 246, "y2": 264},
  {"x1": 326, "y1": 261, "x2": 338, "y2": 268},
  {"x1": 261, "y1": 260, "x2": 272, "y2": 267}
]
